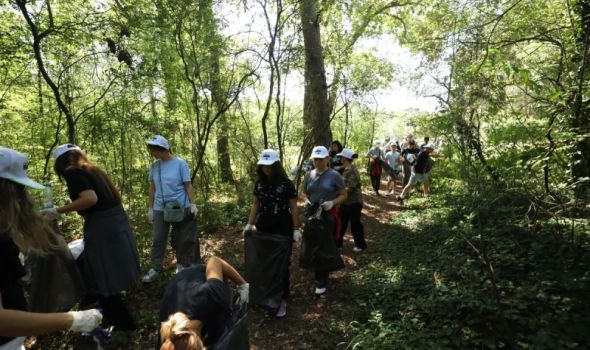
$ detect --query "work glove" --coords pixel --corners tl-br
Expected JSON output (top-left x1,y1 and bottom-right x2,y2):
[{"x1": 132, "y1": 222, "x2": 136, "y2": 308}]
[
  {"x1": 190, "y1": 203, "x2": 198, "y2": 216},
  {"x1": 41, "y1": 207, "x2": 60, "y2": 220},
  {"x1": 69, "y1": 309, "x2": 103, "y2": 332},
  {"x1": 293, "y1": 229, "x2": 302, "y2": 242},
  {"x1": 237, "y1": 283, "x2": 249, "y2": 305},
  {"x1": 242, "y1": 224, "x2": 254, "y2": 236},
  {"x1": 147, "y1": 208, "x2": 154, "y2": 222},
  {"x1": 321, "y1": 200, "x2": 334, "y2": 211}
]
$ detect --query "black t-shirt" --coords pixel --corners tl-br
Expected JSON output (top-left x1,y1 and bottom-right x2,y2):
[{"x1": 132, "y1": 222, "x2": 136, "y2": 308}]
[
  {"x1": 159, "y1": 265, "x2": 231, "y2": 346},
  {"x1": 413, "y1": 151, "x2": 431, "y2": 174},
  {"x1": 0, "y1": 235, "x2": 27, "y2": 345},
  {"x1": 401, "y1": 147, "x2": 420, "y2": 165},
  {"x1": 63, "y1": 168, "x2": 119, "y2": 215},
  {"x1": 253, "y1": 179, "x2": 297, "y2": 217}
]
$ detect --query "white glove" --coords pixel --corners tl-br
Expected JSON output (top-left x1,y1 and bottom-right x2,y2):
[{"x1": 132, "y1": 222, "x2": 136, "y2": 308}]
[
  {"x1": 69, "y1": 309, "x2": 103, "y2": 332},
  {"x1": 293, "y1": 229, "x2": 302, "y2": 242},
  {"x1": 237, "y1": 283, "x2": 249, "y2": 304},
  {"x1": 242, "y1": 224, "x2": 253, "y2": 236},
  {"x1": 190, "y1": 203, "x2": 198, "y2": 216},
  {"x1": 321, "y1": 200, "x2": 334, "y2": 211},
  {"x1": 148, "y1": 208, "x2": 154, "y2": 222},
  {"x1": 41, "y1": 207, "x2": 60, "y2": 220}
]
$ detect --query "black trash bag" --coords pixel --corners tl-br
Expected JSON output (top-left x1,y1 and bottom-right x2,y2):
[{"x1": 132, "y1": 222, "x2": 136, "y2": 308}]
[
  {"x1": 299, "y1": 207, "x2": 344, "y2": 273},
  {"x1": 24, "y1": 235, "x2": 84, "y2": 312},
  {"x1": 208, "y1": 302, "x2": 250, "y2": 350},
  {"x1": 244, "y1": 230, "x2": 292, "y2": 310}
]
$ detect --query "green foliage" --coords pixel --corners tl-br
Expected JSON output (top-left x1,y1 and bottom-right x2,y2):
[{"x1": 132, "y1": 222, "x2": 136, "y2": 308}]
[{"x1": 343, "y1": 194, "x2": 590, "y2": 349}]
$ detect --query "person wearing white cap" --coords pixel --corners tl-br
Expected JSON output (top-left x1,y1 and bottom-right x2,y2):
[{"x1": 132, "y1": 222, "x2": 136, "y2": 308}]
[
  {"x1": 143, "y1": 135, "x2": 200, "y2": 284},
  {"x1": 302, "y1": 146, "x2": 347, "y2": 295},
  {"x1": 397, "y1": 144, "x2": 436, "y2": 204},
  {"x1": 335, "y1": 148, "x2": 367, "y2": 253},
  {"x1": 0, "y1": 147, "x2": 102, "y2": 349},
  {"x1": 43, "y1": 144, "x2": 140, "y2": 340},
  {"x1": 243, "y1": 149, "x2": 300, "y2": 317}
]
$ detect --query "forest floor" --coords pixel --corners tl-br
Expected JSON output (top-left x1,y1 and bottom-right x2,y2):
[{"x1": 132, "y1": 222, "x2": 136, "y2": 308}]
[{"x1": 27, "y1": 180, "x2": 406, "y2": 350}]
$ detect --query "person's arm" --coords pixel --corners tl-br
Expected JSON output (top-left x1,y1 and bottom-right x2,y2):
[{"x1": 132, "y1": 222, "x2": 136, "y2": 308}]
[
  {"x1": 205, "y1": 256, "x2": 246, "y2": 286},
  {"x1": 56, "y1": 190, "x2": 97, "y2": 214},
  {"x1": 148, "y1": 181, "x2": 155, "y2": 208},
  {"x1": 183, "y1": 182, "x2": 196, "y2": 205},
  {"x1": 288, "y1": 198, "x2": 300, "y2": 229},
  {"x1": 333, "y1": 187, "x2": 347, "y2": 206},
  {"x1": 246, "y1": 197, "x2": 260, "y2": 226},
  {"x1": 0, "y1": 296, "x2": 101, "y2": 336},
  {"x1": 0, "y1": 309, "x2": 72, "y2": 336}
]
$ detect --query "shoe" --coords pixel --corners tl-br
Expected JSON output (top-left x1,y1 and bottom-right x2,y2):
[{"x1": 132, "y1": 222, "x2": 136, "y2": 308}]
[
  {"x1": 315, "y1": 287, "x2": 326, "y2": 295},
  {"x1": 276, "y1": 300, "x2": 287, "y2": 318},
  {"x1": 386, "y1": 190, "x2": 394, "y2": 196},
  {"x1": 352, "y1": 246, "x2": 364, "y2": 253},
  {"x1": 396, "y1": 195, "x2": 404, "y2": 205},
  {"x1": 142, "y1": 268, "x2": 158, "y2": 283},
  {"x1": 175, "y1": 264, "x2": 184, "y2": 274}
]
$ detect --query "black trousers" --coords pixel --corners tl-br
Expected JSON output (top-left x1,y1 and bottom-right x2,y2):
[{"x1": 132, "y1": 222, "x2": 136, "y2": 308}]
[
  {"x1": 337, "y1": 202, "x2": 367, "y2": 249},
  {"x1": 370, "y1": 175, "x2": 381, "y2": 193},
  {"x1": 98, "y1": 294, "x2": 136, "y2": 331}
]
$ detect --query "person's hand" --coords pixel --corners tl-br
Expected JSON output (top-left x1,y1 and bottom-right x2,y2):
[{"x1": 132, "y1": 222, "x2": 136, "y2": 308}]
[
  {"x1": 190, "y1": 203, "x2": 198, "y2": 216},
  {"x1": 321, "y1": 201, "x2": 334, "y2": 211},
  {"x1": 41, "y1": 207, "x2": 60, "y2": 220},
  {"x1": 242, "y1": 224, "x2": 253, "y2": 236},
  {"x1": 237, "y1": 283, "x2": 249, "y2": 304},
  {"x1": 69, "y1": 309, "x2": 102, "y2": 332},
  {"x1": 293, "y1": 229, "x2": 302, "y2": 242},
  {"x1": 147, "y1": 208, "x2": 154, "y2": 222}
]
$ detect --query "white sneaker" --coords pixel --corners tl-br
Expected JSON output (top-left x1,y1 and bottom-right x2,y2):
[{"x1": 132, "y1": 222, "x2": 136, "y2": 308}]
[
  {"x1": 276, "y1": 300, "x2": 287, "y2": 318},
  {"x1": 175, "y1": 264, "x2": 184, "y2": 274},
  {"x1": 353, "y1": 246, "x2": 364, "y2": 253},
  {"x1": 142, "y1": 268, "x2": 158, "y2": 283},
  {"x1": 314, "y1": 287, "x2": 326, "y2": 295}
]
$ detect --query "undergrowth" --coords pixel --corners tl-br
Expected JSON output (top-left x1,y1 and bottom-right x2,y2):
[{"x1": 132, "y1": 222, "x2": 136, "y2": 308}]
[{"x1": 343, "y1": 194, "x2": 590, "y2": 349}]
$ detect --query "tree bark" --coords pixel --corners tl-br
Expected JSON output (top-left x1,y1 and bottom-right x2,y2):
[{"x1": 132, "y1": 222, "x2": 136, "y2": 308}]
[{"x1": 300, "y1": 0, "x2": 332, "y2": 157}]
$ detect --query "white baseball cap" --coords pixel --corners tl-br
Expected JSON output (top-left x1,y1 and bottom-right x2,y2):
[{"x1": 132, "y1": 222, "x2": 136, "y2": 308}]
[
  {"x1": 336, "y1": 148, "x2": 357, "y2": 160},
  {"x1": 146, "y1": 135, "x2": 170, "y2": 150},
  {"x1": 310, "y1": 146, "x2": 329, "y2": 159},
  {"x1": 0, "y1": 147, "x2": 44, "y2": 189},
  {"x1": 257, "y1": 149, "x2": 280, "y2": 165},
  {"x1": 424, "y1": 143, "x2": 435, "y2": 150},
  {"x1": 53, "y1": 143, "x2": 82, "y2": 160}
]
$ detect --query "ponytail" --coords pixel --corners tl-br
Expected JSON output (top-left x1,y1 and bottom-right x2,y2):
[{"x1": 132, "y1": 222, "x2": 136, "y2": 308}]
[{"x1": 160, "y1": 313, "x2": 203, "y2": 350}]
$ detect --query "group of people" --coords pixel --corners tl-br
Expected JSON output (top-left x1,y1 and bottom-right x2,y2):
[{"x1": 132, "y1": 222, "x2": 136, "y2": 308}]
[
  {"x1": 242, "y1": 143, "x2": 367, "y2": 320},
  {"x1": 1, "y1": 133, "x2": 433, "y2": 350},
  {"x1": 0, "y1": 137, "x2": 248, "y2": 350},
  {"x1": 365, "y1": 134, "x2": 436, "y2": 201}
]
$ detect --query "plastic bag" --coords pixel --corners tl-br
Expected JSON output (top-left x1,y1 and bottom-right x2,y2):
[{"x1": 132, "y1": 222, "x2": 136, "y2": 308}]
[
  {"x1": 299, "y1": 208, "x2": 344, "y2": 273},
  {"x1": 244, "y1": 230, "x2": 292, "y2": 310},
  {"x1": 25, "y1": 235, "x2": 84, "y2": 312},
  {"x1": 208, "y1": 302, "x2": 250, "y2": 350}
]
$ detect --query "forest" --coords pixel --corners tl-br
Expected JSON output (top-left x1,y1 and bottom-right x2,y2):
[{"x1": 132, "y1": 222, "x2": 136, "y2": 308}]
[{"x1": 1, "y1": 0, "x2": 589, "y2": 349}]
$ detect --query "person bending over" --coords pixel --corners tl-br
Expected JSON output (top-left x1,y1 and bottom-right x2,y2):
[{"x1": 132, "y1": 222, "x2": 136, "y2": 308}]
[{"x1": 159, "y1": 256, "x2": 249, "y2": 350}]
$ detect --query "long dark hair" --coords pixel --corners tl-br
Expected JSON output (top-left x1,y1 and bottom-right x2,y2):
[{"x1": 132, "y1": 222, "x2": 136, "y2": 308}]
[
  {"x1": 0, "y1": 178, "x2": 60, "y2": 254},
  {"x1": 54, "y1": 149, "x2": 121, "y2": 203},
  {"x1": 256, "y1": 161, "x2": 289, "y2": 186},
  {"x1": 330, "y1": 140, "x2": 343, "y2": 156}
]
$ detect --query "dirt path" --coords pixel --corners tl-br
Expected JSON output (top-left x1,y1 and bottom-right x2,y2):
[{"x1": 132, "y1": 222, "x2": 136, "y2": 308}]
[{"x1": 245, "y1": 185, "x2": 401, "y2": 350}]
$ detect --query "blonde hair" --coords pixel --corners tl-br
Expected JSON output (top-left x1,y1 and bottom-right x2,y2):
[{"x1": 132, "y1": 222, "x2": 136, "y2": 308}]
[
  {"x1": 0, "y1": 178, "x2": 60, "y2": 254},
  {"x1": 160, "y1": 313, "x2": 204, "y2": 350}
]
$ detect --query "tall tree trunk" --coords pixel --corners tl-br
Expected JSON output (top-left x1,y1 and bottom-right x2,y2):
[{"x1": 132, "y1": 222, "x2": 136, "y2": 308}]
[
  {"x1": 571, "y1": 0, "x2": 590, "y2": 197},
  {"x1": 300, "y1": 0, "x2": 332, "y2": 157}
]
